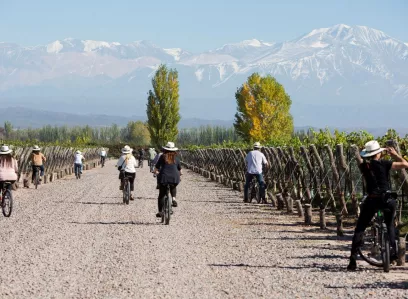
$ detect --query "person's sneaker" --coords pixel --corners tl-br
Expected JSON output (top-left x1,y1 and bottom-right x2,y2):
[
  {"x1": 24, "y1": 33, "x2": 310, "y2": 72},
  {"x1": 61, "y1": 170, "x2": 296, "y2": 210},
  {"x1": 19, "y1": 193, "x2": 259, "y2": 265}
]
[
  {"x1": 156, "y1": 212, "x2": 162, "y2": 218},
  {"x1": 347, "y1": 255, "x2": 357, "y2": 271},
  {"x1": 130, "y1": 195, "x2": 134, "y2": 201},
  {"x1": 243, "y1": 199, "x2": 249, "y2": 203},
  {"x1": 172, "y1": 200, "x2": 178, "y2": 207},
  {"x1": 119, "y1": 185, "x2": 123, "y2": 191}
]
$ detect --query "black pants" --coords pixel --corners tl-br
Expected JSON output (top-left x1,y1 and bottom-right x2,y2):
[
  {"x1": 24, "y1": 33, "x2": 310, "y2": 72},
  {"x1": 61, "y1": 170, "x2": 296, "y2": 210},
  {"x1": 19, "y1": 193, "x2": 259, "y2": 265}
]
[
  {"x1": 158, "y1": 184, "x2": 177, "y2": 212},
  {"x1": 32, "y1": 165, "x2": 44, "y2": 182},
  {"x1": 0, "y1": 181, "x2": 15, "y2": 192},
  {"x1": 350, "y1": 196, "x2": 397, "y2": 256},
  {"x1": 121, "y1": 172, "x2": 136, "y2": 191},
  {"x1": 100, "y1": 156, "x2": 106, "y2": 164}
]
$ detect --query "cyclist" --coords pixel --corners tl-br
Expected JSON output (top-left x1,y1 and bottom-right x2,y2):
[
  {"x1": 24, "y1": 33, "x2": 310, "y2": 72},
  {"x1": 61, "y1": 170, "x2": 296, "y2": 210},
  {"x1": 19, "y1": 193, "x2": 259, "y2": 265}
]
[
  {"x1": 0, "y1": 145, "x2": 18, "y2": 192},
  {"x1": 100, "y1": 148, "x2": 107, "y2": 166},
  {"x1": 149, "y1": 148, "x2": 157, "y2": 172},
  {"x1": 347, "y1": 140, "x2": 408, "y2": 271},
  {"x1": 30, "y1": 145, "x2": 46, "y2": 184},
  {"x1": 117, "y1": 145, "x2": 138, "y2": 201},
  {"x1": 74, "y1": 150, "x2": 85, "y2": 176},
  {"x1": 244, "y1": 142, "x2": 268, "y2": 203},
  {"x1": 154, "y1": 142, "x2": 182, "y2": 217},
  {"x1": 138, "y1": 148, "x2": 145, "y2": 166}
]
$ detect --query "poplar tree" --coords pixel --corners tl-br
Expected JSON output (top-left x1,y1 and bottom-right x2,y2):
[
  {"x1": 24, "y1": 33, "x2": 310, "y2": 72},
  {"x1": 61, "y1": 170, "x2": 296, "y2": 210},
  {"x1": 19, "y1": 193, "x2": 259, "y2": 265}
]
[{"x1": 146, "y1": 64, "x2": 181, "y2": 147}]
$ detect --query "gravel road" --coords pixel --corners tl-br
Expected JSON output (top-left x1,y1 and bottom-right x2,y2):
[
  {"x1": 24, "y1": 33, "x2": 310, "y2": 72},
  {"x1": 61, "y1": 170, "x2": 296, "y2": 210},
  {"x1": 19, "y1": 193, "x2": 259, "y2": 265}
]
[{"x1": 0, "y1": 160, "x2": 407, "y2": 298}]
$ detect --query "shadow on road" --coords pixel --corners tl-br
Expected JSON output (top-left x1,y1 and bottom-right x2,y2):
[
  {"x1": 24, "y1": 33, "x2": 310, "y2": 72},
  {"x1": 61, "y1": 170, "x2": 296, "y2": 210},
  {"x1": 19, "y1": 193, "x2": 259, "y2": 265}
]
[
  {"x1": 208, "y1": 263, "x2": 275, "y2": 268},
  {"x1": 78, "y1": 201, "x2": 122, "y2": 205},
  {"x1": 325, "y1": 280, "x2": 408, "y2": 289},
  {"x1": 70, "y1": 221, "x2": 157, "y2": 225}
]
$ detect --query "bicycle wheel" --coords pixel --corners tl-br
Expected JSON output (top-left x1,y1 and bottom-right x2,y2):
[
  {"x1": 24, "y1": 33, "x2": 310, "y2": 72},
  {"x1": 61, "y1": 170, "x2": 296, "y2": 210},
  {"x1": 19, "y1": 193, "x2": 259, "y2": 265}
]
[
  {"x1": 382, "y1": 227, "x2": 390, "y2": 272},
  {"x1": 2, "y1": 190, "x2": 13, "y2": 217},
  {"x1": 35, "y1": 170, "x2": 39, "y2": 189},
  {"x1": 358, "y1": 225, "x2": 383, "y2": 267},
  {"x1": 247, "y1": 181, "x2": 254, "y2": 203},
  {"x1": 255, "y1": 183, "x2": 261, "y2": 204},
  {"x1": 164, "y1": 195, "x2": 171, "y2": 225},
  {"x1": 123, "y1": 180, "x2": 130, "y2": 205},
  {"x1": 161, "y1": 195, "x2": 166, "y2": 223}
]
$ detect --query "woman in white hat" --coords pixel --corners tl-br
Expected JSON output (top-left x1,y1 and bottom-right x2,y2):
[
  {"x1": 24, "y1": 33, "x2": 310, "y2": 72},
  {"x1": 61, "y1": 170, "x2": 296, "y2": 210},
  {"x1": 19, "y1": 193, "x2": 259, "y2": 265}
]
[
  {"x1": 116, "y1": 145, "x2": 138, "y2": 200},
  {"x1": 154, "y1": 142, "x2": 182, "y2": 217},
  {"x1": 30, "y1": 145, "x2": 46, "y2": 184},
  {"x1": 74, "y1": 150, "x2": 85, "y2": 176},
  {"x1": 348, "y1": 140, "x2": 408, "y2": 271},
  {"x1": 0, "y1": 145, "x2": 18, "y2": 192}
]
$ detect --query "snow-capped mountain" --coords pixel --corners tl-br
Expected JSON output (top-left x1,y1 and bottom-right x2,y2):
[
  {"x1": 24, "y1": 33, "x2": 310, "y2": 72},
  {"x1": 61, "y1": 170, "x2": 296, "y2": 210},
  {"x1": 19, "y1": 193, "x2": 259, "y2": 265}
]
[{"x1": 1, "y1": 24, "x2": 408, "y2": 127}]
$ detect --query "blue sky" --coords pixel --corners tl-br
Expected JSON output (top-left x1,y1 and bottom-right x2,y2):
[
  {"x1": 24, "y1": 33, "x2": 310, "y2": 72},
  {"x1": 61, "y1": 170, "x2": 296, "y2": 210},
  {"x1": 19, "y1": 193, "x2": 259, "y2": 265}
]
[{"x1": 0, "y1": 0, "x2": 407, "y2": 52}]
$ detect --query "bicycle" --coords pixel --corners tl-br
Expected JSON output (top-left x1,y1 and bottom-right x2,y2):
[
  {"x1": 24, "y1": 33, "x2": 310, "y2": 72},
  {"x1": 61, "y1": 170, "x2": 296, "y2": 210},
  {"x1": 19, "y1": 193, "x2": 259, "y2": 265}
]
[
  {"x1": 33, "y1": 166, "x2": 42, "y2": 189},
  {"x1": 161, "y1": 184, "x2": 173, "y2": 225},
  {"x1": 138, "y1": 158, "x2": 143, "y2": 168},
  {"x1": 246, "y1": 175, "x2": 261, "y2": 204},
  {"x1": 358, "y1": 192, "x2": 401, "y2": 273},
  {"x1": 0, "y1": 182, "x2": 13, "y2": 217},
  {"x1": 122, "y1": 173, "x2": 132, "y2": 205},
  {"x1": 74, "y1": 163, "x2": 82, "y2": 179},
  {"x1": 101, "y1": 157, "x2": 105, "y2": 168}
]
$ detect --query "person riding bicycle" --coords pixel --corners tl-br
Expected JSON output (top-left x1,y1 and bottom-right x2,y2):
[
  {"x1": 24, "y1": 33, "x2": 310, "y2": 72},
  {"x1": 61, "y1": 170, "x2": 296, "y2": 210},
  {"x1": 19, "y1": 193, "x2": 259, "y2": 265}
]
[
  {"x1": 347, "y1": 140, "x2": 408, "y2": 271},
  {"x1": 117, "y1": 145, "x2": 138, "y2": 201},
  {"x1": 30, "y1": 145, "x2": 46, "y2": 184},
  {"x1": 100, "y1": 148, "x2": 107, "y2": 165},
  {"x1": 148, "y1": 148, "x2": 157, "y2": 172},
  {"x1": 154, "y1": 142, "x2": 182, "y2": 217},
  {"x1": 244, "y1": 142, "x2": 268, "y2": 203},
  {"x1": 74, "y1": 150, "x2": 85, "y2": 175},
  {"x1": 138, "y1": 148, "x2": 145, "y2": 163},
  {"x1": 0, "y1": 145, "x2": 18, "y2": 193}
]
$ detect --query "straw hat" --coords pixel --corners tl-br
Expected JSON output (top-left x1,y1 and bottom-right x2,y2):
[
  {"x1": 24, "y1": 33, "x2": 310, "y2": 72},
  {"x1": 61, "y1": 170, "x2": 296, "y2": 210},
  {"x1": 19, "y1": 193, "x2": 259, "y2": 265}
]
[
  {"x1": 76, "y1": 150, "x2": 82, "y2": 154},
  {"x1": 32, "y1": 145, "x2": 41, "y2": 151},
  {"x1": 253, "y1": 142, "x2": 262, "y2": 149},
  {"x1": 360, "y1": 140, "x2": 386, "y2": 158},
  {"x1": 162, "y1": 142, "x2": 178, "y2": 151},
  {"x1": 122, "y1": 145, "x2": 133, "y2": 154},
  {"x1": 0, "y1": 145, "x2": 12, "y2": 155}
]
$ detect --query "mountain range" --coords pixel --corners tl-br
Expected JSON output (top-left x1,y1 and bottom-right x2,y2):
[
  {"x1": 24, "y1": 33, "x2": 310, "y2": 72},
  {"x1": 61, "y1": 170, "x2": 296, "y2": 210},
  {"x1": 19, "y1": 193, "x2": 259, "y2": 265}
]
[{"x1": 1, "y1": 24, "x2": 408, "y2": 128}]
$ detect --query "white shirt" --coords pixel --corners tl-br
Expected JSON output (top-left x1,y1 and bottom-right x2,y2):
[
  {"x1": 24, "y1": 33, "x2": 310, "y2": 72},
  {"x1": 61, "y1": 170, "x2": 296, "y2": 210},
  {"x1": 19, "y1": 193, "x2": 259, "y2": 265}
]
[
  {"x1": 117, "y1": 154, "x2": 138, "y2": 173},
  {"x1": 74, "y1": 154, "x2": 84, "y2": 164},
  {"x1": 246, "y1": 150, "x2": 268, "y2": 174},
  {"x1": 100, "y1": 150, "x2": 106, "y2": 157}
]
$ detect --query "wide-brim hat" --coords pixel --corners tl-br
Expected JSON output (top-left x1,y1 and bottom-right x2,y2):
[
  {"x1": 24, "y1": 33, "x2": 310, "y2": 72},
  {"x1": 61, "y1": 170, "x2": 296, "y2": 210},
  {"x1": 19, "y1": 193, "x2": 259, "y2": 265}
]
[
  {"x1": 76, "y1": 150, "x2": 82, "y2": 154},
  {"x1": 360, "y1": 140, "x2": 386, "y2": 158},
  {"x1": 32, "y1": 145, "x2": 41, "y2": 151},
  {"x1": 162, "y1": 142, "x2": 178, "y2": 151},
  {"x1": 0, "y1": 145, "x2": 12, "y2": 155},
  {"x1": 253, "y1": 142, "x2": 262, "y2": 148},
  {"x1": 122, "y1": 145, "x2": 133, "y2": 154}
]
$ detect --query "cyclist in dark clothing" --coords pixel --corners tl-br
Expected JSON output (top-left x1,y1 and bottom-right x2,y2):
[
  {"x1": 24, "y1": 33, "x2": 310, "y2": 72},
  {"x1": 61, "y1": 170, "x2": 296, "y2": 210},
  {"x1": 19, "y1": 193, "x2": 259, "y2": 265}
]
[
  {"x1": 154, "y1": 142, "x2": 182, "y2": 217},
  {"x1": 138, "y1": 149, "x2": 145, "y2": 163},
  {"x1": 347, "y1": 140, "x2": 408, "y2": 271}
]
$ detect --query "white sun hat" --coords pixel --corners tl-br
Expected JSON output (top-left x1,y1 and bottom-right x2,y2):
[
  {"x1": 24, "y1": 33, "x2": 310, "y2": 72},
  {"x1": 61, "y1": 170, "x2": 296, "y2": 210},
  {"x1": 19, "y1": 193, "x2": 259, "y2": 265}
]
[
  {"x1": 32, "y1": 145, "x2": 41, "y2": 151},
  {"x1": 360, "y1": 140, "x2": 386, "y2": 158},
  {"x1": 253, "y1": 142, "x2": 262, "y2": 148},
  {"x1": 162, "y1": 142, "x2": 178, "y2": 151},
  {"x1": 0, "y1": 145, "x2": 13, "y2": 155},
  {"x1": 76, "y1": 150, "x2": 81, "y2": 154},
  {"x1": 122, "y1": 145, "x2": 133, "y2": 154}
]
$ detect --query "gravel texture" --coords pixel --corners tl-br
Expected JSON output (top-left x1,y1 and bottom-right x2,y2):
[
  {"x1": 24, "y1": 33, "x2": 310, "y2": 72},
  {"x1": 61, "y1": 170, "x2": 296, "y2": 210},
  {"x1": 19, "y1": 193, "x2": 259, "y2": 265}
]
[{"x1": 0, "y1": 160, "x2": 407, "y2": 298}]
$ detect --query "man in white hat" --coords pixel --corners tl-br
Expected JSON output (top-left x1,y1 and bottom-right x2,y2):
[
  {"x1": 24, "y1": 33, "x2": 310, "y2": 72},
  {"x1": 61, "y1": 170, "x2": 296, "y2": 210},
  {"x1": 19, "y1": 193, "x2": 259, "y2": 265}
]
[
  {"x1": 116, "y1": 145, "x2": 138, "y2": 200},
  {"x1": 74, "y1": 150, "x2": 85, "y2": 176},
  {"x1": 30, "y1": 145, "x2": 46, "y2": 184},
  {"x1": 348, "y1": 140, "x2": 408, "y2": 271},
  {"x1": 244, "y1": 142, "x2": 269, "y2": 203},
  {"x1": 100, "y1": 148, "x2": 107, "y2": 167}
]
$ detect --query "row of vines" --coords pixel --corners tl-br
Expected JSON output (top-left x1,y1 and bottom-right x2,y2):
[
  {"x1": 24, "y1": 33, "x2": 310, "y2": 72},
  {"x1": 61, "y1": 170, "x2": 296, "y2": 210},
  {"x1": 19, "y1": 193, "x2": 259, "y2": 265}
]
[{"x1": 179, "y1": 140, "x2": 408, "y2": 238}]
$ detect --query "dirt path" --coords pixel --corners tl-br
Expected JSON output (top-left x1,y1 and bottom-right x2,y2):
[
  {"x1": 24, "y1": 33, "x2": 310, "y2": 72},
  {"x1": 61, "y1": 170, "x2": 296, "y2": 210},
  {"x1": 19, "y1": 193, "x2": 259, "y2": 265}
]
[{"x1": 0, "y1": 160, "x2": 406, "y2": 298}]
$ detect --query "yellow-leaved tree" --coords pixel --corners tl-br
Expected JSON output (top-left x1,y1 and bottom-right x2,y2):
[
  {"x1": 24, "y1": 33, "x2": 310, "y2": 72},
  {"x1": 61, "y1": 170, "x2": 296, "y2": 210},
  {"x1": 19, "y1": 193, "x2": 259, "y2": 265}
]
[{"x1": 234, "y1": 73, "x2": 293, "y2": 143}]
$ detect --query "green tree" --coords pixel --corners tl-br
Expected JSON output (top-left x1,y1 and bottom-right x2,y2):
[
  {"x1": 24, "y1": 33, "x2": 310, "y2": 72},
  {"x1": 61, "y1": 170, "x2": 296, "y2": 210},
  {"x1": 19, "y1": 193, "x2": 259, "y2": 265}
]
[
  {"x1": 123, "y1": 121, "x2": 151, "y2": 145},
  {"x1": 4, "y1": 121, "x2": 13, "y2": 139},
  {"x1": 234, "y1": 73, "x2": 293, "y2": 143},
  {"x1": 146, "y1": 64, "x2": 180, "y2": 147}
]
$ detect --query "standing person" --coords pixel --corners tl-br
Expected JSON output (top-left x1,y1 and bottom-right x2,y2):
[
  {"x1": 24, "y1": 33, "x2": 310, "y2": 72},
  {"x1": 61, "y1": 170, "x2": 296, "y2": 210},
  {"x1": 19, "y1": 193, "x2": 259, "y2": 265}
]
[
  {"x1": 117, "y1": 145, "x2": 138, "y2": 201},
  {"x1": 74, "y1": 150, "x2": 85, "y2": 177},
  {"x1": 0, "y1": 145, "x2": 18, "y2": 192},
  {"x1": 244, "y1": 142, "x2": 268, "y2": 203},
  {"x1": 149, "y1": 148, "x2": 157, "y2": 172},
  {"x1": 154, "y1": 142, "x2": 182, "y2": 217},
  {"x1": 347, "y1": 140, "x2": 408, "y2": 271},
  {"x1": 100, "y1": 148, "x2": 107, "y2": 167},
  {"x1": 30, "y1": 145, "x2": 46, "y2": 184},
  {"x1": 138, "y1": 148, "x2": 145, "y2": 166}
]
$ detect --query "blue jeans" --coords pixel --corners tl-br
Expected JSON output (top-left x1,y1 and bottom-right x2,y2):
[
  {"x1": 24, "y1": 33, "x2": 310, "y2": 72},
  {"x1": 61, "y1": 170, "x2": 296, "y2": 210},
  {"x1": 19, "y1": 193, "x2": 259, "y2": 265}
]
[
  {"x1": 32, "y1": 165, "x2": 44, "y2": 181},
  {"x1": 74, "y1": 163, "x2": 83, "y2": 175},
  {"x1": 244, "y1": 173, "x2": 266, "y2": 201}
]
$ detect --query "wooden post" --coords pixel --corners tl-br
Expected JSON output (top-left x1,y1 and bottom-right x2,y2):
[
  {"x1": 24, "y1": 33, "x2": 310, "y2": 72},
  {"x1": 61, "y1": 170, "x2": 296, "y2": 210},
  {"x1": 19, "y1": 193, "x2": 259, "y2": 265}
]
[
  {"x1": 319, "y1": 207, "x2": 326, "y2": 229},
  {"x1": 268, "y1": 192, "x2": 277, "y2": 207},
  {"x1": 336, "y1": 213, "x2": 344, "y2": 236},
  {"x1": 304, "y1": 204, "x2": 312, "y2": 225},
  {"x1": 295, "y1": 200, "x2": 304, "y2": 218},
  {"x1": 397, "y1": 237, "x2": 406, "y2": 266},
  {"x1": 276, "y1": 193, "x2": 285, "y2": 210}
]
